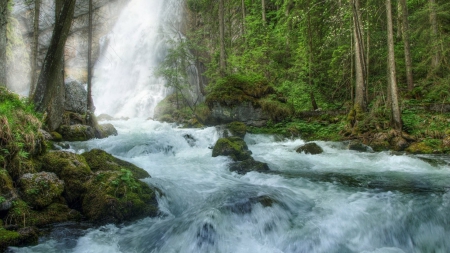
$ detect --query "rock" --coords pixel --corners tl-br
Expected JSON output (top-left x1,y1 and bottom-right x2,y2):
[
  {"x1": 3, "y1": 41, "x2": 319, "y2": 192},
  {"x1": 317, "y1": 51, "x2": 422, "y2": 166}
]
[
  {"x1": 212, "y1": 137, "x2": 252, "y2": 161},
  {"x1": 207, "y1": 102, "x2": 270, "y2": 127},
  {"x1": 443, "y1": 136, "x2": 450, "y2": 149},
  {"x1": 57, "y1": 124, "x2": 96, "y2": 141},
  {"x1": 97, "y1": 113, "x2": 114, "y2": 121},
  {"x1": 0, "y1": 169, "x2": 17, "y2": 211},
  {"x1": 406, "y1": 142, "x2": 433, "y2": 154},
  {"x1": 18, "y1": 172, "x2": 64, "y2": 209},
  {"x1": 0, "y1": 227, "x2": 20, "y2": 251},
  {"x1": 227, "y1": 121, "x2": 247, "y2": 138},
  {"x1": 391, "y1": 136, "x2": 409, "y2": 151},
  {"x1": 50, "y1": 131, "x2": 63, "y2": 141},
  {"x1": 229, "y1": 158, "x2": 270, "y2": 174},
  {"x1": 82, "y1": 149, "x2": 150, "y2": 179},
  {"x1": 39, "y1": 129, "x2": 53, "y2": 140},
  {"x1": 183, "y1": 134, "x2": 196, "y2": 147},
  {"x1": 348, "y1": 141, "x2": 372, "y2": 152},
  {"x1": 96, "y1": 123, "x2": 118, "y2": 138},
  {"x1": 82, "y1": 170, "x2": 158, "y2": 224},
  {"x1": 64, "y1": 80, "x2": 87, "y2": 114},
  {"x1": 296, "y1": 142, "x2": 323, "y2": 155},
  {"x1": 370, "y1": 132, "x2": 390, "y2": 152},
  {"x1": 40, "y1": 151, "x2": 92, "y2": 208}
]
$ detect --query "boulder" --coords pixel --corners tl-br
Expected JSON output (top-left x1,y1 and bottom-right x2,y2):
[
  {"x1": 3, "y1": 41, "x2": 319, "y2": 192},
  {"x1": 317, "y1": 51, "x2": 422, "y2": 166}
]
[
  {"x1": 296, "y1": 142, "x2": 323, "y2": 155},
  {"x1": 82, "y1": 149, "x2": 150, "y2": 179},
  {"x1": 39, "y1": 151, "x2": 92, "y2": 208},
  {"x1": 82, "y1": 170, "x2": 158, "y2": 224},
  {"x1": 406, "y1": 142, "x2": 434, "y2": 154},
  {"x1": 0, "y1": 169, "x2": 17, "y2": 212},
  {"x1": 64, "y1": 80, "x2": 87, "y2": 114},
  {"x1": 227, "y1": 121, "x2": 247, "y2": 138},
  {"x1": 97, "y1": 123, "x2": 118, "y2": 138},
  {"x1": 97, "y1": 113, "x2": 114, "y2": 121},
  {"x1": 207, "y1": 102, "x2": 270, "y2": 127},
  {"x1": 391, "y1": 136, "x2": 409, "y2": 151},
  {"x1": 348, "y1": 141, "x2": 372, "y2": 152},
  {"x1": 229, "y1": 158, "x2": 270, "y2": 175},
  {"x1": 57, "y1": 124, "x2": 96, "y2": 141},
  {"x1": 18, "y1": 172, "x2": 64, "y2": 209},
  {"x1": 212, "y1": 137, "x2": 252, "y2": 161}
]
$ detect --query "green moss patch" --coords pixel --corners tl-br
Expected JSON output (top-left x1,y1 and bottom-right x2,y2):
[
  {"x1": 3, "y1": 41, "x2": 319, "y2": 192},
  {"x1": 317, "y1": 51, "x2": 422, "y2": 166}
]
[
  {"x1": 18, "y1": 172, "x2": 64, "y2": 209},
  {"x1": 212, "y1": 137, "x2": 252, "y2": 161},
  {"x1": 82, "y1": 149, "x2": 150, "y2": 179},
  {"x1": 227, "y1": 122, "x2": 247, "y2": 138}
]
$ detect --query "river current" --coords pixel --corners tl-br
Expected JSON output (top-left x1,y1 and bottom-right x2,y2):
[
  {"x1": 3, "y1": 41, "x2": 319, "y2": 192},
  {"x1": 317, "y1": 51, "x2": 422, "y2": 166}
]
[{"x1": 8, "y1": 118, "x2": 450, "y2": 253}]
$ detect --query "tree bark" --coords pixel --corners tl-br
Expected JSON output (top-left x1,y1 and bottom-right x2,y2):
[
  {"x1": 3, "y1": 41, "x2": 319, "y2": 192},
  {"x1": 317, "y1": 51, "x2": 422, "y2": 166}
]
[
  {"x1": 241, "y1": 0, "x2": 246, "y2": 35},
  {"x1": 351, "y1": 0, "x2": 367, "y2": 112},
  {"x1": 261, "y1": 0, "x2": 266, "y2": 24},
  {"x1": 386, "y1": 0, "x2": 402, "y2": 131},
  {"x1": 219, "y1": 0, "x2": 226, "y2": 75},
  {"x1": 29, "y1": 0, "x2": 41, "y2": 96},
  {"x1": 307, "y1": 0, "x2": 318, "y2": 110},
  {"x1": 399, "y1": 0, "x2": 414, "y2": 91},
  {"x1": 87, "y1": 0, "x2": 94, "y2": 112},
  {"x1": 33, "y1": 0, "x2": 76, "y2": 129},
  {"x1": 429, "y1": 0, "x2": 440, "y2": 73},
  {"x1": 0, "y1": 0, "x2": 8, "y2": 87}
]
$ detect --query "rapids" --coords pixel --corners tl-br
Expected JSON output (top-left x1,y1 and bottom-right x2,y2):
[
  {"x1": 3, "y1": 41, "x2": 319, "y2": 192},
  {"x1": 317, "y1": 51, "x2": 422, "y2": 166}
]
[{"x1": 8, "y1": 118, "x2": 450, "y2": 253}]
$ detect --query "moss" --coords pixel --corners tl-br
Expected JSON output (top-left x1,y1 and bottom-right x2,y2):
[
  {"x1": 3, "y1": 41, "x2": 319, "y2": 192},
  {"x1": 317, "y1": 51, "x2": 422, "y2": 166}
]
[
  {"x1": 0, "y1": 169, "x2": 14, "y2": 196},
  {"x1": 406, "y1": 142, "x2": 434, "y2": 154},
  {"x1": 18, "y1": 172, "x2": 64, "y2": 209},
  {"x1": 212, "y1": 137, "x2": 252, "y2": 161},
  {"x1": 39, "y1": 151, "x2": 91, "y2": 208},
  {"x1": 258, "y1": 98, "x2": 293, "y2": 121},
  {"x1": 227, "y1": 122, "x2": 247, "y2": 138},
  {"x1": 82, "y1": 149, "x2": 150, "y2": 179},
  {"x1": 82, "y1": 170, "x2": 158, "y2": 224},
  {"x1": 57, "y1": 124, "x2": 95, "y2": 142},
  {"x1": 50, "y1": 132, "x2": 62, "y2": 142},
  {"x1": 0, "y1": 228, "x2": 20, "y2": 251}
]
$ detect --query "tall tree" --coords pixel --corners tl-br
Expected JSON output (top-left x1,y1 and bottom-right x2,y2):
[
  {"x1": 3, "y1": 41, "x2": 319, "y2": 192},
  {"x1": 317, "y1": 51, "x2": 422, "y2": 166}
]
[
  {"x1": 307, "y1": 0, "x2": 318, "y2": 110},
  {"x1": 87, "y1": 0, "x2": 94, "y2": 112},
  {"x1": 429, "y1": 0, "x2": 440, "y2": 73},
  {"x1": 29, "y1": 0, "x2": 42, "y2": 96},
  {"x1": 386, "y1": 0, "x2": 402, "y2": 131},
  {"x1": 0, "y1": 0, "x2": 8, "y2": 86},
  {"x1": 399, "y1": 0, "x2": 413, "y2": 91},
  {"x1": 261, "y1": 0, "x2": 266, "y2": 24},
  {"x1": 219, "y1": 0, "x2": 226, "y2": 75},
  {"x1": 32, "y1": 0, "x2": 76, "y2": 130},
  {"x1": 351, "y1": 0, "x2": 367, "y2": 112}
]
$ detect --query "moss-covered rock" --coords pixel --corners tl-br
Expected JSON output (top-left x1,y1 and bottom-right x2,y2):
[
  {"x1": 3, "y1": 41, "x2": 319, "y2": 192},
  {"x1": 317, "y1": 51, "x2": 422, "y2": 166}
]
[
  {"x1": 97, "y1": 123, "x2": 118, "y2": 138},
  {"x1": 229, "y1": 158, "x2": 270, "y2": 174},
  {"x1": 296, "y1": 142, "x2": 323, "y2": 155},
  {"x1": 18, "y1": 172, "x2": 64, "y2": 209},
  {"x1": 406, "y1": 142, "x2": 434, "y2": 154},
  {"x1": 0, "y1": 169, "x2": 17, "y2": 212},
  {"x1": 57, "y1": 124, "x2": 96, "y2": 141},
  {"x1": 97, "y1": 113, "x2": 115, "y2": 121},
  {"x1": 39, "y1": 151, "x2": 91, "y2": 208},
  {"x1": 212, "y1": 137, "x2": 252, "y2": 161},
  {"x1": 227, "y1": 122, "x2": 247, "y2": 138},
  {"x1": 50, "y1": 131, "x2": 63, "y2": 142},
  {"x1": 82, "y1": 149, "x2": 150, "y2": 179},
  {"x1": 0, "y1": 227, "x2": 20, "y2": 251},
  {"x1": 82, "y1": 170, "x2": 158, "y2": 224}
]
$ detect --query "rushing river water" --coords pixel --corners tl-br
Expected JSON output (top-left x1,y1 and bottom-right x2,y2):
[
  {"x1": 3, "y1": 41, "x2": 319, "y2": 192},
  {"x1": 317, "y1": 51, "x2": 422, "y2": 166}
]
[{"x1": 8, "y1": 118, "x2": 450, "y2": 253}]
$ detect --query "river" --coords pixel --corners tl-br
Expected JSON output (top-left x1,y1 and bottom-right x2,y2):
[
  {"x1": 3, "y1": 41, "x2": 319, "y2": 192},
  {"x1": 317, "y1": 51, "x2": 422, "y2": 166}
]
[{"x1": 8, "y1": 118, "x2": 450, "y2": 253}]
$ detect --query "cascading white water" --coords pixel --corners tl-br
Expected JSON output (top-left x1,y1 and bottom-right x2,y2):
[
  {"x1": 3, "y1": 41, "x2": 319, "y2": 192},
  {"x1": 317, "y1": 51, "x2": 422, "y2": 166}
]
[
  {"x1": 9, "y1": 119, "x2": 450, "y2": 253},
  {"x1": 92, "y1": 0, "x2": 181, "y2": 118}
]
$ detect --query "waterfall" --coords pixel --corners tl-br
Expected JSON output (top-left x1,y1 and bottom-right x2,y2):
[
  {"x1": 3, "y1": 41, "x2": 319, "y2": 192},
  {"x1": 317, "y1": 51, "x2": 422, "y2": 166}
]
[{"x1": 92, "y1": 0, "x2": 182, "y2": 118}]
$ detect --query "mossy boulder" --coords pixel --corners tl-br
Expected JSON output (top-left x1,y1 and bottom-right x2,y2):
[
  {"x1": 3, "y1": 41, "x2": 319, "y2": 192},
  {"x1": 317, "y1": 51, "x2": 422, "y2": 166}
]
[
  {"x1": 97, "y1": 123, "x2": 118, "y2": 138},
  {"x1": 0, "y1": 169, "x2": 17, "y2": 212},
  {"x1": 406, "y1": 142, "x2": 434, "y2": 154},
  {"x1": 39, "y1": 151, "x2": 91, "y2": 208},
  {"x1": 0, "y1": 227, "x2": 20, "y2": 251},
  {"x1": 347, "y1": 141, "x2": 372, "y2": 152},
  {"x1": 229, "y1": 158, "x2": 270, "y2": 174},
  {"x1": 82, "y1": 170, "x2": 158, "y2": 224},
  {"x1": 296, "y1": 142, "x2": 323, "y2": 155},
  {"x1": 212, "y1": 137, "x2": 252, "y2": 161},
  {"x1": 82, "y1": 149, "x2": 150, "y2": 179},
  {"x1": 57, "y1": 124, "x2": 96, "y2": 141},
  {"x1": 18, "y1": 172, "x2": 64, "y2": 209},
  {"x1": 227, "y1": 122, "x2": 247, "y2": 138},
  {"x1": 97, "y1": 113, "x2": 115, "y2": 121}
]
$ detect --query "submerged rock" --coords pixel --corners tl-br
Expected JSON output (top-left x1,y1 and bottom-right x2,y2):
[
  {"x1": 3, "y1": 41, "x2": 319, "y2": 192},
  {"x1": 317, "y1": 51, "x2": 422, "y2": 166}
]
[
  {"x1": 229, "y1": 158, "x2": 270, "y2": 175},
  {"x1": 296, "y1": 142, "x2": 323, "y2": 155},
  {"x1": 348, "y1": 141, "x2": 372, "y2": 152},
  {"x1": 212, "y1": 137, "x2": 252, "y2": 161},
  {"x1": 82, "y1": 149, "x2": 150, "y2": 179}
]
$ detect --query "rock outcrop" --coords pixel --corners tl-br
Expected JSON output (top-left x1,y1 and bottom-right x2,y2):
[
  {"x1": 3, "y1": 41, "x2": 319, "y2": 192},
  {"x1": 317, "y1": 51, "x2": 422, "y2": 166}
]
[{"x1": 296, "y1": 142, "x2": 323, "y2": 155}]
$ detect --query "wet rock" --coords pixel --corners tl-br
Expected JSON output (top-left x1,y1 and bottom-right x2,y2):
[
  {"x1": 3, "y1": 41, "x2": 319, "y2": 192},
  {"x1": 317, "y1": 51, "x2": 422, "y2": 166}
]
[
  {"x1": 82, "y1": 170, "x2": 158, "y2": 224},
  {"x1": 82, "y1": 149, "x2": 150, "y2": 179},
  {"x1": 370, "y1": 132, "x2": 390, "y2": 152},
  {"x1": 348, "y1": 141, "x2": 372, "y2": 152},
  {"x1": 0, "y1": 169, "x2": 17, "y2": 211},
  {"x1": 57, "y1": 124, "x2": 96, "y2": 141},
  {"x1": 391, "y1": 136, "x2": 409, "y2": 151},
  {"x1": 183, "y1": 134, "x2": 196, "y2": 147},
  {"x1": 406, "y1": 142, "x2": 434, "y2": 154},
  {"x1": 224, "y1": 195, "x2": 275, "y2": 214},
  {"x1": 18, "y1": 172, "x2": 64, "y2": 209},
  {"x1": 229, "y1": 158, "x2": 270, "y2": 175},
  {"x1": 97, "y1": 113, "x2": 114, "y2": 121},
  {"x1": 64, "y1": 80, "x2": 87, "y2": 115},
  {"x1": 97, "y1": 123, "x2": 118, "y2": 138},
  {"x1": 207, "y1": 102, "x2": 270, "y2": 127},
  {"x1": 212, "y1": 137, "x2": 252, "y2": 161},
  {"x1": 227, "y1": 121, "x2": 247, "y2": 138},
  {"x1": 296, "y1": 142, "x2": 323, "y2": 155},
  {"x1": 39, "y1": 129, "x2": 53, "y2": 140},
  {"x1": 40, "y1": 151, "x2": 92, "y2": 208},
  {"x1": 197, "y1": 223, "x2": 216, "y2": 247}
]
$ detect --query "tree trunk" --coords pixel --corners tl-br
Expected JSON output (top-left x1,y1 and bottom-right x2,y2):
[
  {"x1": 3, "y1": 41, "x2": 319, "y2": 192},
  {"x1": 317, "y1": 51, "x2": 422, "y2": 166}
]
[
  {"x1": 351, "y1": 0, "x2": 367, "y2": 112},
  {"x1": 399, "y1": 0, "x2": 414, "y2": 91},
  {"x1": 29, "y1": 0, "x2": 41, "y2": 96},
  {"x1": 307, "y1": 0, "x2": 318, "y2": 110},
  {"x1": 386, "y1": 0, "x2": 402, "y2": 131},
  {"x1": 0, "y1": 0, "x2": 8, "y2": 87},
  {"x1": 429, "y1": 0, "x2": 440, "y2": 73},
  {"x1": 218, "y1": 0, "x2": 226, "y2": 75},
  {"x1": 33, "y1": 0, "x2": 76, "y2": 130},
  {"x1": 261, "y1": 0, "x2": 266, "y2": 24},
  {"x1": 241, "y1": 0, "x2": 246, "y2": 35},
  {"x1": 87, "y1": 0, "x2": 94, "y2": 112}
]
